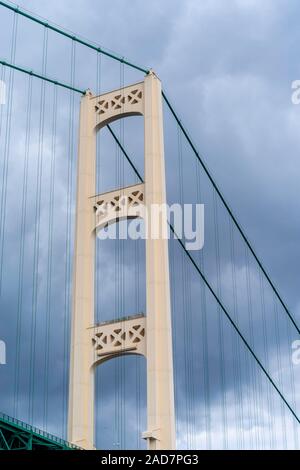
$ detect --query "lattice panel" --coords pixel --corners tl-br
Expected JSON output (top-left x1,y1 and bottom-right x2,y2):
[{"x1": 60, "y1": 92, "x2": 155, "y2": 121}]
[
  {"x1": 92, "y1": 82, "x2": 144, "y2": 128},
  {"x1": 90, "y1": 315, "x2": 146, "y2": 365},
  {"x1": 93, "y1": 183, "x2": 144, "y2": 230}
]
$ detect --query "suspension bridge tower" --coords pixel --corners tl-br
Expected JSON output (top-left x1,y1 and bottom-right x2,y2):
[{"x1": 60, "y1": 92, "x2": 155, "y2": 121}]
[{"x1": 68, "y1": 72, "x2": 176, "y2": 450}]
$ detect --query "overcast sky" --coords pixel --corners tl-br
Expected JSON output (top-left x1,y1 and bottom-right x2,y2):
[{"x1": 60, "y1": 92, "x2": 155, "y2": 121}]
[
  {"x1": 7, "y1": 0, "x2": 299, "y2": 306},
  {"x1": 0, "y1": 0, "x2": 299, "y2": 450}
]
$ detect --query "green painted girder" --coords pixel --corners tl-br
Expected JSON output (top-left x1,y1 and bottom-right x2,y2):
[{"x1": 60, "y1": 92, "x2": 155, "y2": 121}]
[{"x1": 0, "y1": 412, "x2": 80, "y2": 450}]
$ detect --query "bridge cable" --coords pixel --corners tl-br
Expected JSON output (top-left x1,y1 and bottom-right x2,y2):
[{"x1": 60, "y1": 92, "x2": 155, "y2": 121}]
[
  {"x1": 29, "y1": 25, "x2": 48, "y2": 424},
  {"x1": 0, "y1": 1, "x2": 149, "y2": 74},
  {"x1": 273, "y1": 295, "x2": 288, "y2": 448},
  {"x1": 0, "y1": 11, "x2": 18, "y2": 298},
  {"x1": 195, "y1": 157, "x2": 212, "y2": 448},
  {"x1": 1, "y1": 0, "x2": 298, "y2": 337},
  {"x1": 172, "y1": 228, "x2": 300, "y2": 426},
  {"x1": 162, "y1": 91, "x2": 300, "y2": 336},
  {"x1": 62, "y1": 39, "x2": 76, "y2": 437},
  {"x1": 1, "y1": 47, "x2": 299, "y2": 438},
  {"x1": 258, "y1": 269, "x2": 275, "y2": 447},
  {"x1": 244, "y1": 246, "x2": 259, "y2": 447},
  {"x1": 177, "y1": 124, "x2": 193, "y2": 447},
  {"x1": 0, "y1": 59, "x2": 85, "y2": 95},
  {"x1": 95, "y1": 48, "x2": 103, "y2": 449},
  {"x1": 43, "y1": 84, "x2": 58, "y2": 430},
  {"x1": 213, "y1": 189, "x2": 228, "y2": 448},
  {"x1": 14, "y1": 73, "x2": 32, "y2": 419},
  {"x1": 228, "y1": 217, "x2": 245, "y2": 448},
  {"x1": 106, "y1": 124, "x2": 300, "y2": 427},
  {"x1": 2, "y1": 11, "x2": 20, "y2": 417}
]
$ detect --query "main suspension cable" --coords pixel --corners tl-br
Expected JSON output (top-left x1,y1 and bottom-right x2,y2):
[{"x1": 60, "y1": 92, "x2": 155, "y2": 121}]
[{"x1": 106, "y1": 124, "x2": 300, "y2": 426}]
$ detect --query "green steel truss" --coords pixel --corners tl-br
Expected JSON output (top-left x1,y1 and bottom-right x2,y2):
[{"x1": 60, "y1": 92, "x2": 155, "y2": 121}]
[{"x1": 0, "y1": 412, "x2": 80, "y2": 450}]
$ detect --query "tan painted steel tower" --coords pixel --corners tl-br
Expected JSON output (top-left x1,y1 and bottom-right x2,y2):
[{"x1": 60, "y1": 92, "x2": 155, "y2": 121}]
[{"x1": 68, "y1": 72, "x2": 175, "y2": 450}]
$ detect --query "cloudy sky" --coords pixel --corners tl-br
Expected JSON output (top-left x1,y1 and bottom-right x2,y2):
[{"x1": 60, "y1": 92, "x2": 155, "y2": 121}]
[{"x1": 0, "y1": 0, "x2": 299, "y2": 450}]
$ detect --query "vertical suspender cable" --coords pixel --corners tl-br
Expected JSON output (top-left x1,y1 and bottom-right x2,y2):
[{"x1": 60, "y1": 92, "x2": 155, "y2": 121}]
[
  {"x1": 114, "y1": 95, "x2": 120, "y2": 449},
  {"x1": 177, "y1": 125, "x2": 192, "y2": 447},
  {"x1": 95, "y1": 49, "x2": 102, "y2": 448},
  {"x1": 0, "y1": 11, "x2": 18, "y2": 297},
  {"x1": 62, "y1": 39, "x2": 76, "y2": 437},
  {"x1": 29, "y1": 24, "x2": 48, "y2": 424},
  {"x1": 14, "y1": 73, "x2": 32, "y2": 418},
  {"x1": 162, "y1": 91, "x2": 300, "y2": 337},
  {"x1": 228, "y1": 219, "x2": 244, "y2": 449},
  {"x1": 0, "y1": 64, "x2": 5, "y2": 141},
  {"x1": 195, "y1": 157, "x2": 211, "y2": 449},
  {"x1": 258, "y1": 270, "x2": 275, "y2": 448},
  {"x1": 273, "y1": 296, "x2": 287, "y2": 448},
  {"x1": 213, "y1": 189, "x2": 228, "y2": 449},
  {"x1": 43, "y1": 84, "x2": 58, "y2": 430},
  {"x1": 285, "y1": 312, "x2": 299, "y2": 449},
  {"x1": 244, "y1": 247, "x2": 259, "y2": 448},
  {"x1": 120, "y1": 60, "x2": 125, "y2": 449}
]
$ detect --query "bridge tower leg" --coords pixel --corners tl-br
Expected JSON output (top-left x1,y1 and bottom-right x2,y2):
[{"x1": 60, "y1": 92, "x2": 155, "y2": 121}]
[
  {"x1": 142, "y1": 74, "x2": 175, "y2": 449},
  {"x1": 67, "y1": 88, "x2": 95, "y2": 450},
  {"x1": 68, "y1": 72, "x2": 175, "y2": 450}
]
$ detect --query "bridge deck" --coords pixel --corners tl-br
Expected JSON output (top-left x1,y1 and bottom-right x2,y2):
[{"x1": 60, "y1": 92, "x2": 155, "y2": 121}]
[{"x1": 0, "y1": 412, "x2": 80, "y2": 450}]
